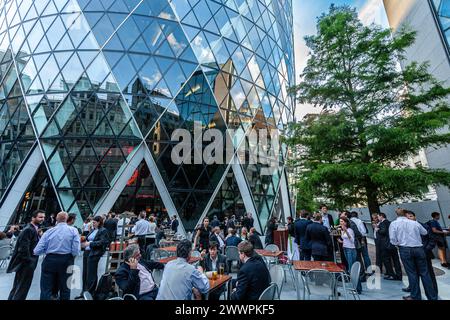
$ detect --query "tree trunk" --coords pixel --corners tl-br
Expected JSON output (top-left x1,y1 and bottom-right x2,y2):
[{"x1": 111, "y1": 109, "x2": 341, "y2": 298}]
[{"x1": 365, "y1": 184, "x2": 381, "y2": 215}]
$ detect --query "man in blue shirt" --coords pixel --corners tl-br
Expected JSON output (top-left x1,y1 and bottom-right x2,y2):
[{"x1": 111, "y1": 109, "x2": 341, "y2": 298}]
[
  {"x1": 156, "y1": 240, "x2": 209, "y2": 300},
  {"x1": 34, "y1": 212, "x2": 81, "y2": 300}
]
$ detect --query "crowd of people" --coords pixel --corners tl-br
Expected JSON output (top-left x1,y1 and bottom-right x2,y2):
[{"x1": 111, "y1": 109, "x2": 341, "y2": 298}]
[
  {"x1": 3, "y1": 205, "x2": 449, "y2": 301},
  {"x1": 293, "y1": 204, "x2": 448, "y2": 300}
]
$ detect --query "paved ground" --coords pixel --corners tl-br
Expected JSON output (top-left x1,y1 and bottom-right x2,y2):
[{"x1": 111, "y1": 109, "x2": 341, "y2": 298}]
[{"x1": 1, "y1": 242, "x2": 449, "y2": 300}]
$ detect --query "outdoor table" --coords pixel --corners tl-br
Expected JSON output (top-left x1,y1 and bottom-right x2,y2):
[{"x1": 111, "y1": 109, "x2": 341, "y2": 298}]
[
  {"x1": 158, "y1": 256, "x2": 201, "y2": 264},
  {"x1": 293, "y1": 260, "x2": 347, "y2": 300},
  {"x1": 206, "y1": 274, "x2": 232, "y2": 300},
  {"x1": 255, "y1": 249, "x2": 284, "y2": 258},
  {"x1": 161, "y1": 246, "x2": 177, "y2": 252}
]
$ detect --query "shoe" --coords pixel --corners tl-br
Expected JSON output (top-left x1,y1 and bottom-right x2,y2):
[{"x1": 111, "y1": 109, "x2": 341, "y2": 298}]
[
  {"x1": 384, "y1": 275, "x2": 395, "y2": 280},
  {"x1": 403, "y1": 296, "x2": 414, "y2": 300},
  {"x1": 441, "y1": 263, "x2": 449, "y2": 268},
  {"x1": 394, "y1": 276, "x2": 403, "y2": 281},
  {"x1": 402, "y1": 287, "x2": 411, "y2": 293},
  {"x1": 74, "y1": 295, "x2": 84, "y2": 300}
]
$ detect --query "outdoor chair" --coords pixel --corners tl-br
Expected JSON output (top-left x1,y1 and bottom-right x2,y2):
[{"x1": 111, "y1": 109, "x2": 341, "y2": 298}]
[
  {"x1": 123, "y1": 294, "x2": 137, "y2": 300},
  {"x1": 225, "y1": 246, "x2": 240, "y2": 272},
  {"x1": 303, "y1": 269, "x2": 336, "y2": 300},
  {"x1": 153, "y1": 249, "x2": 170, "y2": 260},
  {"x1": 258, "y1": 283, "x2": 278, "y2": 300},
  {"x1": 0, "y1": 245, "x2": 10, "y2": 268},
  {"x1": 191, "y1": 250, "x2": 202, "y2": 258},
  {"x1": 336, "y1": 261, "x2": 361, "y2": 300},
  {"x1": 108, "y1": 297, "x2": 124, "y2": 300},
  {"x1": 269, "y1": 265, "x2": 285, "y2": 299},
  {"x1": 83, "y1": 292, "x2": 94, "y2": 300},
  {"x1": 152, "y1": 268, "x2": 164, "y2": 286},
  {"x1": 264, "y1": 244, "x2": 280, "y2": 252}
]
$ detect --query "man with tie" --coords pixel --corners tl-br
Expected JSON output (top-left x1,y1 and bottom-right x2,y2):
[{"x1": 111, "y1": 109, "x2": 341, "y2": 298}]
[
  {"x1": 34, "y1": 212, "x2": 81, "y2": 300},
  {"x1": 7, "y1": 210, "x2": 45, "y2": 300}
]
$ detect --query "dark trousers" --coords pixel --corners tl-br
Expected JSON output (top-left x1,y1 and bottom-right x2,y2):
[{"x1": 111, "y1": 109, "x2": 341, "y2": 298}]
[
  {"x1": 425, "y1": 250, "x2": 438, "y2": 295},
  {"x1": 87, "y1": 255, "x2": 101, "y2": 294},
  {"x1": 399, "y1": 246, "x2": 437, "y2": 300},
  {"x1": 381, "y1": 246, "x2": 402, "y2": 279},
  {"x1": 8, "y1": 264, "x2": 36, "y2": 300},
  {"x1": 299, "y1": 248, "x2": 312, "y2": 261},
  {"x1": 40, "y1": 254, "x2": 73, "y2": 300},
  {"x1": 82, "y1": 250, "x2": 89, "y2": 291},
  {"x1": 312, "y1": 254, "x2": 332, "y2": 262},
  {"x1": 374, "y1": 240, "x2": 383, "y2": 273},
  {"x1": 139, "y1": 286, "x2": 159, "y2": 300}
]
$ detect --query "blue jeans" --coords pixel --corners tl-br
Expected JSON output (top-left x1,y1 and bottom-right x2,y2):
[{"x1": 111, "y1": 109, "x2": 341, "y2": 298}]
[
  {"x1": 344, "y1": 248, "x2": 361, "y2": 293},
  {"x1": 398, "y1": 246, "x2": 437, "y2": 300},
  {"x1": 361, "y1": 242, "x2": 372, "y2": 270}
]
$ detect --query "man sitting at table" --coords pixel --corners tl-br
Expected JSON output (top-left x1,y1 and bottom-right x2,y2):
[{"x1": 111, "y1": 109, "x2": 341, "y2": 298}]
[
  {"x1": 115, "y1": 244, "x2": 164, "y2": 300},
  {"x1": 199, "y1": 242, "x2": 229, "y2": 300},
  {"x1": 156, "y1": 240, "x2": 210, "y2": 300},
  {"x1": 231, "y1": 241, "x2": 271, "y2": 300}
]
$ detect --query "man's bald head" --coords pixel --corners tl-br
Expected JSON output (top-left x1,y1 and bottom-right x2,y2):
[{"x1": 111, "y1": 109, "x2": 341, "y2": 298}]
[{"x1": 56, "y1": 212, "x2": 69, "y2": 223}]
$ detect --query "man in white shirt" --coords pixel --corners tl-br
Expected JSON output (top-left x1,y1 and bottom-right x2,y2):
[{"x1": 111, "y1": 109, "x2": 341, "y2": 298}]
[
  {"x1": 350, "y1": 211, "x2": 372, "y2": 272},
  {"x1": 132, "y1": 212, "x2": 152, "y2": 253},
  {"x1": 389, "y1": 208, "x2": 437, "y2": 301},
  {"x1": 116, "y1": 215, "x2": 131, "y2": 237}
]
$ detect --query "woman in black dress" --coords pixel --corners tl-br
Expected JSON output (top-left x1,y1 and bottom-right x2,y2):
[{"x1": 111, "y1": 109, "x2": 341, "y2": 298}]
[{"x1": 194, "y1": 218, "x2": 211, "y2": 251}]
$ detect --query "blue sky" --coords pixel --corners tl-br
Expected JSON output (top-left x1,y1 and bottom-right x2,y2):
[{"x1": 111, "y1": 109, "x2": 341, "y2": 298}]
[{"x1": 292, "y1": 0, "x2": 389, "y2": 118}]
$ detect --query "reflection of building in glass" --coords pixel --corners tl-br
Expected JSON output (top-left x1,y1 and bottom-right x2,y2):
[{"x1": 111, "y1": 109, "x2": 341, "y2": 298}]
[{"x1": 0, "y1": 0, "x2": 295, "y2": 234}]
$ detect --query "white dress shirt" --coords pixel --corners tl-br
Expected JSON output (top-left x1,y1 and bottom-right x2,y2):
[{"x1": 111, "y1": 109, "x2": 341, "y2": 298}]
[
  {"x1": 132, "y1": 219, "x2": 152, "y2": 236},
  {"x1": 389, "y1": 216, "x2": 427, "y2": 247},
  {"x1": 322, "y1": 213, "x2": 331, "y2": 230},
  {"x1": 351, "y1": 217, "x2": 368, "y2": 236},
  {"x1": 136, "y1": 263, "x2": 156, "y2": 295}
]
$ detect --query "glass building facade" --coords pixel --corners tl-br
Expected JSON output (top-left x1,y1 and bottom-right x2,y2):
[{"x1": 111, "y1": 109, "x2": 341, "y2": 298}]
[
  {"x1": 431, "y1": 0, "x2": 450, "y2": 53},
  {"x1": 0, "y1": 0, "x2": 295, "y2": 233}
]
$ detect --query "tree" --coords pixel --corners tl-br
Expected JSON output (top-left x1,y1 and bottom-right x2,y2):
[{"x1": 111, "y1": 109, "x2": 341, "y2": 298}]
[{"x1": 287, "y1": 5, "x2": 450, "y2": 214}]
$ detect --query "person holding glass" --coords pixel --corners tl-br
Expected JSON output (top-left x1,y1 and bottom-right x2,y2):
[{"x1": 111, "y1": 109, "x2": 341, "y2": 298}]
[
  {"x1": 337, "y1": 216, "x2": 362, "y2": 294},
  {"x1": 199, "y1": 242, "x2": 229, "y2": 300}
]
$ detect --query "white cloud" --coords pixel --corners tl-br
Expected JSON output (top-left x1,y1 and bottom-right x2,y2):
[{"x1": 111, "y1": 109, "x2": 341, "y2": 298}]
[{"x1": 359, "y1": 0, "x2": 387, "y2": 26}]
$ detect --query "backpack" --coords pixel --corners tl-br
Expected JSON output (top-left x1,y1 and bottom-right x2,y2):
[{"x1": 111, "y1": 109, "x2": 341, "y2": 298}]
[{"x1": 94, "y1": 273, "x2": 115, "y2": 300}]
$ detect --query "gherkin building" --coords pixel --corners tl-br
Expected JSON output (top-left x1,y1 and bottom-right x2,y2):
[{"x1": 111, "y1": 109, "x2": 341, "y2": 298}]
[{"x1": 0, "y1": 0, "x2": 295, "y2": 234}]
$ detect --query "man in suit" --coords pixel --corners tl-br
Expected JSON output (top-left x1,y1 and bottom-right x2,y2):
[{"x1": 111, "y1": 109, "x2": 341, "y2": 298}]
[
  {"x1": 242, "y1": 213, "x2": 254, "y2": 231},
  {"x1": 115, "y1": 244, "x2": 164, "y2": 300},
  {"x1": 376, "y1": 213, "x2": 402, "y2": 280},
  {"x1": 305, "y1": 213, "x2": 333, "y2": 261},
  {"x1": 248, "y1": 227, "x2": 263, "y2": 249},
  {"x1": 320, "y1": 204, "x2": 334, "y2": 232},
  {"x1": 199, "y1": 242, "x2": 229, "y2": 300},
  {"x1": 209, "y1": 227, "x2": 225, "y2": 252},
  {"x1": 170, "y1": 215, "x2": 179, "y2": 233},
  {"x1": 7, "y1": 210, "x2": 46, "y2": 300},
  {"x1": 103, "y1": 213, "x2": 118, "y2": 242},
  {"x1": 231, "y1": 241, "x2": 271, "y2": 300},
  {"x1": 295, "y1": 211, "x2": 313, "y2": 261}
]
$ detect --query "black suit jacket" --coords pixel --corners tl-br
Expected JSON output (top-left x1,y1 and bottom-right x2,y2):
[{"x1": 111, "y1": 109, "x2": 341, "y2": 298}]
[
  {"x1": 242, "y1": 217, "x2": 254, "y2": 230},
  {"x1": 115, "y1": 259, "x2": 164, "y2": 297},
  {"x1": 248, "y1": 233, "x2": 263, "y2": 249},
  {"x1": 170, "y1": 219, "x2": 179, "y2": 232},
  {"x1": 88, "y1": 227, "x2": 110, "y2": 258},
  {"x1": 305, "y1": 222, "x2": 332, "y2": 257},
  {"x1": 7, "y1": 224, "x2": 39, "y2": 273},
  {"x1": 294, "y1": 218, "x2": 312, "y2": 250},
  {"x1": 200, "y1": 253, "x2": 229, "y2": 273},
  {"x1": 231, "y1": 254, "x2": 271, "y2": 300},
  {"x1": 103, "y1": 219, "x2": 118, "y2": 242},
  {"x1": 377, "y1": 219, "x2": 393, "y2": 250}
]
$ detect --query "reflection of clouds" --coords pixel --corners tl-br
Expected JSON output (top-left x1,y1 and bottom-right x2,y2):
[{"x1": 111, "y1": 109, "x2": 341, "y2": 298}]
[
  {"x1": 192, "y1": 34, "x2": 214, "y2": 63},
  {"x1": 142, "y1": 72, "x2": 162, "y2": 88},
  {"x1": 359, "y1": 0, "x2": 386, "y2": 25},
  {"x1": 247, "y1": 56, "x2": 260, "y2": 81},
  {"x1": 167, "y1": 33, "x2": 186, "y2": 53}
]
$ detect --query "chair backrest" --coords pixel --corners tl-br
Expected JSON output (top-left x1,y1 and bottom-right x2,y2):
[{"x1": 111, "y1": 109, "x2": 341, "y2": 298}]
[
  {"x1": 258, "y1": 283, "x2": 277, "y2": 300},
  {"x1": 108, "y1": 297, "x2": 124, "y2": 300},
  {"x1": 0, "y1": 245, "x2": 10, "y2": 260},
  {"x1": 191, "y1": 250, "x2": 201, "y2": 258},
  {"x1": 159, "y1": 240, "x2": 171, "y2": 248},
  {"x1": 152, "y1": 269, "x2": 164, "y2": 286},
  {"x1": 225, "y1": 246, "x2": 240, "y2": 261},
  {"x1": 153, "y1": 249, "x2": 170, "y2": 260},
  {"x1": 83, "y1": 291, "x2": 94, "y2": 300},
  {"x1": 269, "y1": 265, "x2": 284, "y2": 294},
  {"x1": 304, "y1": 269, "x2": 335, "y2": 299},
  {"x1": 350, "y1": 261, "x2": 361, "y2": 290},
  {"x1": 123, "y1": 294, "x2": 137, "y2": 300},
  {"x1": 264, "y1": 244, "x2": 280, "y2": 252},
  {"x1": 94, "y1": 273, "x2": 113, "y2": 300}
]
